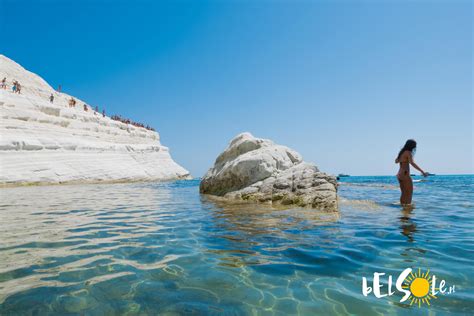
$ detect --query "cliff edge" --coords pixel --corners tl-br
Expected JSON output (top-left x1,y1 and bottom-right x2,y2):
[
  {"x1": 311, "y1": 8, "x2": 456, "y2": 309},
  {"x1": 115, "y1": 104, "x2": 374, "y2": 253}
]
[{"x1": 0, "y1": 55, "x2": 190, "y2": 186}]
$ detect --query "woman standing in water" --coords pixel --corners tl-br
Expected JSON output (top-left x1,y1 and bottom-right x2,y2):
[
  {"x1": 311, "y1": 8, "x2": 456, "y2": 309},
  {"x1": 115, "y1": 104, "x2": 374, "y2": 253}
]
[{"x1": 395, "y1": 139, "x2": 428, "y2": 205}]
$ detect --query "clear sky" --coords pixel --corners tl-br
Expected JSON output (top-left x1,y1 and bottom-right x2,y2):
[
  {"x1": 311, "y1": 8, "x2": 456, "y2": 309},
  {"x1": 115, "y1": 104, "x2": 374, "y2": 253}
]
[{"x1": 1, "y1": 0, "x2": 472, "y2": 176}]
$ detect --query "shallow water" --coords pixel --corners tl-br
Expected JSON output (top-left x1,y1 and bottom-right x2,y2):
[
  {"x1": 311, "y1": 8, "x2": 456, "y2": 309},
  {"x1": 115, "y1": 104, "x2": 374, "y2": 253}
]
[{"x1": 0, "y1": 175, "x2": 473, "y2": 315}]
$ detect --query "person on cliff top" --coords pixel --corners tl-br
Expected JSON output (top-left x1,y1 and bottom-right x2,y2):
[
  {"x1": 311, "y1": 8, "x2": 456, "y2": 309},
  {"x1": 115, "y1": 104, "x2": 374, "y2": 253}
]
[
  {"x1": 83, "y1": 104, "x2": 88, "y2": 111},
  {"x1": 69, "y1": 97, "x2": 76, "y2": 107},
  {"x1": 49, "y1": 93, "x2": 54, "y2": 103},
  {"x1": 102, "y1": 109, "x2": 105, "y2": 117},
  {"x1": 1, "y1": 77, "x2": 6, "y2": 89},
  {"x1": 16, "y1": 82, "x2": 21, "y2": 94}
]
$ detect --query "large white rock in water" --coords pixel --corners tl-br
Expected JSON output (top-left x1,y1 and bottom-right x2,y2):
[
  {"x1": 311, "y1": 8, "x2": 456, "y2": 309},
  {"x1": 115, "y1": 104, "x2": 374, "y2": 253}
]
[
  {"x1": 200, "y1": 133, "x2": 338, "y2": 211},
  {"x1": 0, "y1": 55, "x2": 190, "y2": 186}
]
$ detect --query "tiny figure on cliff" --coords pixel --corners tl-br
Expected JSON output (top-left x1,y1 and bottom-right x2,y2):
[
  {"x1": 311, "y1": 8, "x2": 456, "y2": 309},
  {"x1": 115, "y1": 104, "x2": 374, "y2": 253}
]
[
  {"x1": 68, "y1": 97, "x2": 76, "y2": 107},
  {"x1": 83, "y1": 104, "x2": 88, "y2": 111},
  {"x1": 1, "y1": 77, "x2": 6, "y2": 89},
  {"x1": 49, "y1": 93, "x2": 54, "y2": 103},
  {"x1": 102, "y1": 109, "x2": 105, "y2": 117},
  {"x1": 12, "y1": 80, "x2": 20, "y2": 94}
]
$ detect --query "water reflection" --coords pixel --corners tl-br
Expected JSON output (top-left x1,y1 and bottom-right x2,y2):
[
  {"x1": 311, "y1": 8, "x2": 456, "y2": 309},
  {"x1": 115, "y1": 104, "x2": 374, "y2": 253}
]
[
  {"x1": 399, "y1": 206, "x2": 417, "y2": 243},
  {"x1": 202, "y1": 196, "x2": 340, "y2": 234},
  {"x1": 201, "y1": 196, "x2": 344, "y2": 273}
]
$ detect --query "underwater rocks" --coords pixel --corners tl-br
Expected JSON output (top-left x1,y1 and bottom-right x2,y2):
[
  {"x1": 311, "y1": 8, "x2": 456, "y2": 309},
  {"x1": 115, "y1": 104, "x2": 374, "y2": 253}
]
[{"x1": 200, "y1": 132, "x2": 338, "y2": 211}]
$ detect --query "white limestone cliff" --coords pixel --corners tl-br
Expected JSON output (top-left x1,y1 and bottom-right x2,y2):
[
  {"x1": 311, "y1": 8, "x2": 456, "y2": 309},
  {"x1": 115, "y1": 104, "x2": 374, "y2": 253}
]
[
  {"x1": 0, "y1": 55, "x2": 190, "y2": 186},
  {"x1": 200, "y1": 133, "x2": 338, "y2": 211}
]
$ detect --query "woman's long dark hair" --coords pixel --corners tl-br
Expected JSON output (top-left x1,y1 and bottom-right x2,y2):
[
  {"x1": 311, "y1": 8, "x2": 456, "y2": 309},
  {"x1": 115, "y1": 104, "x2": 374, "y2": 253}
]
[{"x1": 397, "y1": 139, "x2": 417, "y2": 160}]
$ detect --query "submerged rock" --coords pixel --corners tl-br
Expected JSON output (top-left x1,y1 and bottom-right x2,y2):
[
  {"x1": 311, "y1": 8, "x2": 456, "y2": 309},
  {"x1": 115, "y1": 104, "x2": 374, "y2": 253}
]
[{"x1": 200, "y1": 133, "x2": 338, "y2": 211}]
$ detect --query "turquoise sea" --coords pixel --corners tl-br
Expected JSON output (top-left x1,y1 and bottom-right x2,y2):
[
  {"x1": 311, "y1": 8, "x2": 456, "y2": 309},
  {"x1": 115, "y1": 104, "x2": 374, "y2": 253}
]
[{"x1": 0, "y1": 175, "x2": 472, "y2": 315}]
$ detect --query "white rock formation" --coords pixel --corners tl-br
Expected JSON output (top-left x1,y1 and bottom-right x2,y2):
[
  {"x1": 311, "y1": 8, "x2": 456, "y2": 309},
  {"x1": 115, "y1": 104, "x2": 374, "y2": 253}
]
[
  {"x1": 0, "y1": 55, "x2": 190, "y2": 186},
  {"x1": 200, "y1": 133, "x2": 338, "y2": 211}
]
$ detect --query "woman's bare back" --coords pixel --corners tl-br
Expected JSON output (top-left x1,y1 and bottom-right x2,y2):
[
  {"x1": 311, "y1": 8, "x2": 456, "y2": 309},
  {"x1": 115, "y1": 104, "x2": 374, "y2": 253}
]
[{"x1": 396, "y1": 151, "x2": 411, "y2": 179}]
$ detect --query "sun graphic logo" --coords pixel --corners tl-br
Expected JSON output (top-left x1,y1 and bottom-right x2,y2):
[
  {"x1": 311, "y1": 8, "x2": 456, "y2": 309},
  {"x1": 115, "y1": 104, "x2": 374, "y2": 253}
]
[
  {"x1": 362, "y1": 267, "x2": 455, "y2": 306},
  {"x1": 402, "y1": 268, "x2": 437, "y2": 307}
]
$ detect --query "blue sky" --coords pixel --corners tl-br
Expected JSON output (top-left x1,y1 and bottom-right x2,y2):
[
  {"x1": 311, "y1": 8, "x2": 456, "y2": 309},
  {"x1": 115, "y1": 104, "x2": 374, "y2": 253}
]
[{"x1": 1, "y1": 0, "x2": 472, "y2": 176}]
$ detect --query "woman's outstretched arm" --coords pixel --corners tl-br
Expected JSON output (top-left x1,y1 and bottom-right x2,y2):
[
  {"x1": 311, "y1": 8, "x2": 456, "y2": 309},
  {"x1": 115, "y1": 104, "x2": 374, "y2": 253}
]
[{"x1": 408, "y1": 153, "x2": 428, "y2": 176}]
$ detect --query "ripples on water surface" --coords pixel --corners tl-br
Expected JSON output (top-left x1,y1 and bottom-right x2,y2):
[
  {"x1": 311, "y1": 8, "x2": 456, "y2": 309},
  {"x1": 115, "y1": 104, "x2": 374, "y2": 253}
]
[{"x1": 0, "y1": 176, "x2": 473, "y2": 315}]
